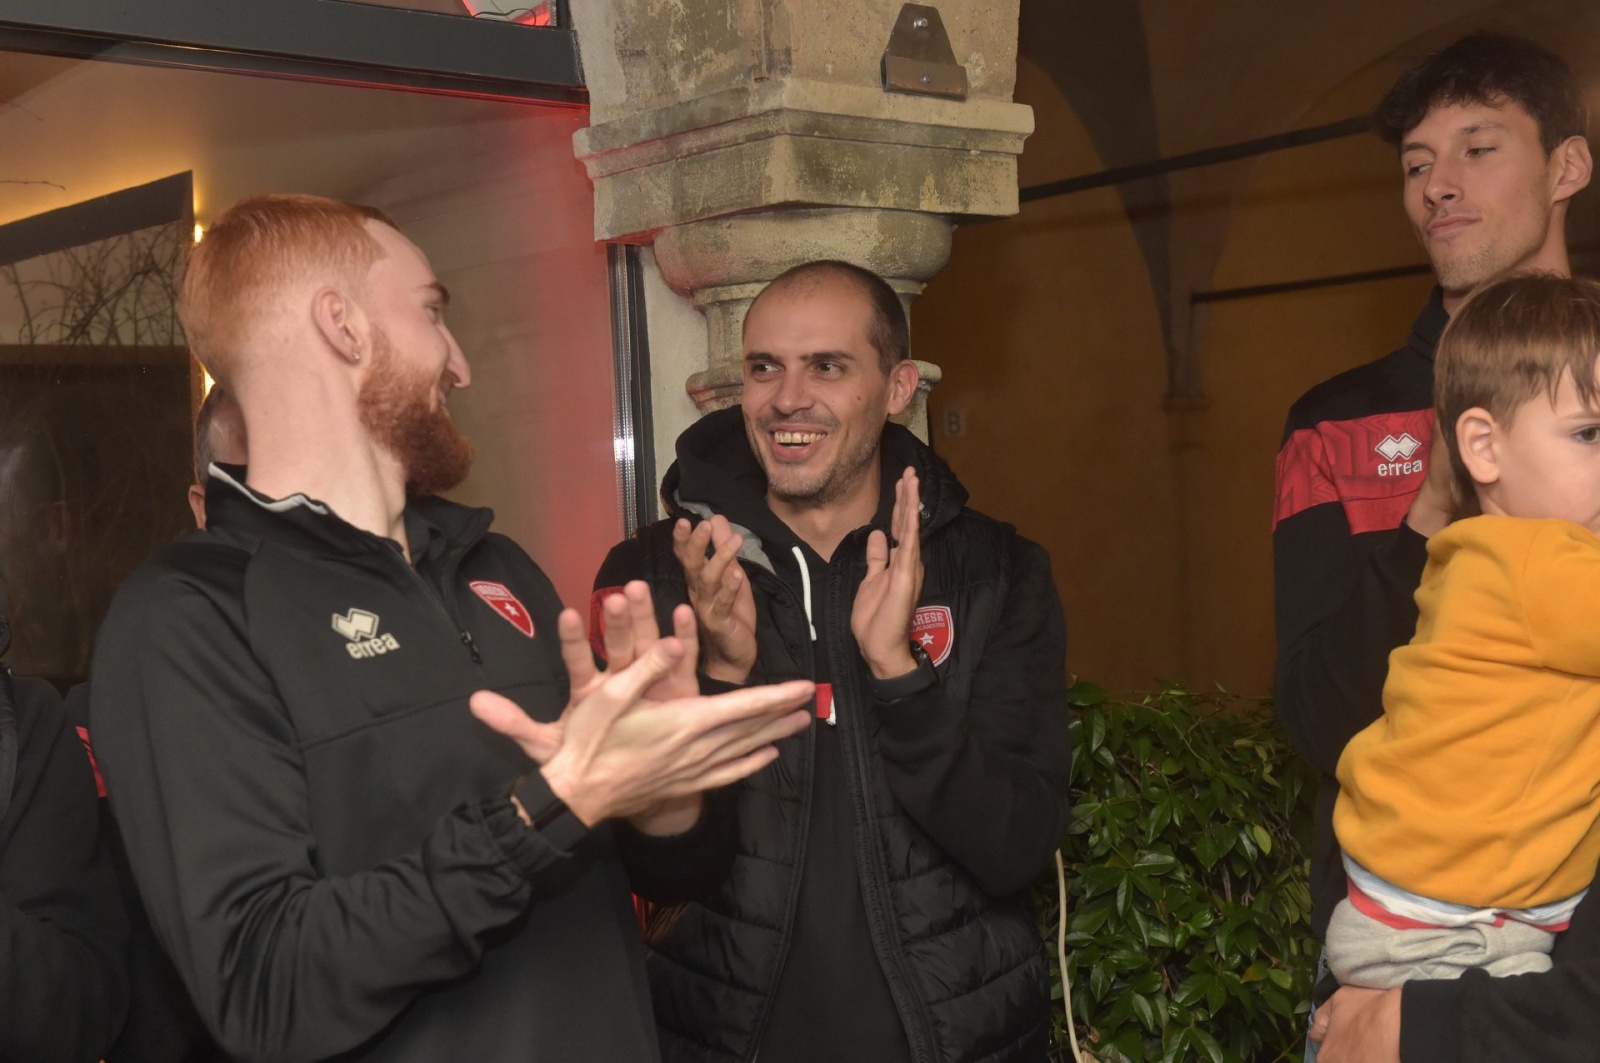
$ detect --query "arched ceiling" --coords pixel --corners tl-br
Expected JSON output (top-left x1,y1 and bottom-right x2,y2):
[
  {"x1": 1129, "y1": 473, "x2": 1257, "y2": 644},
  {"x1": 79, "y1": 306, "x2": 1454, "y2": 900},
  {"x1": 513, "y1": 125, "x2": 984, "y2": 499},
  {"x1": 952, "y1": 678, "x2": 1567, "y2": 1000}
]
[{"x1": 1018, "y1": 0, "x2": 1600, "y2": 398}]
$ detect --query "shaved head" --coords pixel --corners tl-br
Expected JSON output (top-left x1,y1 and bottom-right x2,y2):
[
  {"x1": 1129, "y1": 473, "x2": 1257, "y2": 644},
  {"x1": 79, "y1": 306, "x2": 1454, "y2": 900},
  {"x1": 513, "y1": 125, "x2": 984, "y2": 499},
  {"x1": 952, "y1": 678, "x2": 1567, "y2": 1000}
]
[{"x1": 748, "y1": 261, "x2": 909, "y2": 372}]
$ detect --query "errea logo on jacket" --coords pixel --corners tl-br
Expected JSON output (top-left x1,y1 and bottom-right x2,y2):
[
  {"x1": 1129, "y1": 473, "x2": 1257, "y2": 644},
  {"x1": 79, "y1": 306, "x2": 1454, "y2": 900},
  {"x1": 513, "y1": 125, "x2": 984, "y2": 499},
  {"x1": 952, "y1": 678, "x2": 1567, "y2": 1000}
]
[
  {"x1": 1374, "y1": 432, "x2": 1423, "y2": 477},
  {"x1": 332, "y1": 608, "x2": 402, "y2": 659},
  {"x1": 1273, "y1": 409, "x2": 1434, "y2": 534}
]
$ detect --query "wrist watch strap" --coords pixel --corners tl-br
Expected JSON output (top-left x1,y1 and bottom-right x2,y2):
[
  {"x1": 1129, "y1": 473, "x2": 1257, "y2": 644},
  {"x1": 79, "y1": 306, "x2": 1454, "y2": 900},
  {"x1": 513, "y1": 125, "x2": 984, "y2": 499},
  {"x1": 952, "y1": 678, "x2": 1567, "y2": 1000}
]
[{"x1": 513, "y1": 776, "x2": 590, "y2": 851}]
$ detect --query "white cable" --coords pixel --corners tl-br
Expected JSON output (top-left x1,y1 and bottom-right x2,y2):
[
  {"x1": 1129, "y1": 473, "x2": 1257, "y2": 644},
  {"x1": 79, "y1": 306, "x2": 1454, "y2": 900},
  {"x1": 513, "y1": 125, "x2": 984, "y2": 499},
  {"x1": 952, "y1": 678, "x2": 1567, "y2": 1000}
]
[{"x1": 1057, "y1": 849, "x2": 1086, "y2": 1063}]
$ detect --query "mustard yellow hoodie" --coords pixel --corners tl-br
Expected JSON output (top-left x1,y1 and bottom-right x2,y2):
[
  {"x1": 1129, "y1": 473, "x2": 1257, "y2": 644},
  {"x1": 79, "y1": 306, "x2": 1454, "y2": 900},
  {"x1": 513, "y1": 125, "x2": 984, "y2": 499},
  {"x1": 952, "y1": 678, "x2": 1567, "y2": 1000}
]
[{"x1": 1335, "y1": 515, "x2": 1600, "y2": 909}]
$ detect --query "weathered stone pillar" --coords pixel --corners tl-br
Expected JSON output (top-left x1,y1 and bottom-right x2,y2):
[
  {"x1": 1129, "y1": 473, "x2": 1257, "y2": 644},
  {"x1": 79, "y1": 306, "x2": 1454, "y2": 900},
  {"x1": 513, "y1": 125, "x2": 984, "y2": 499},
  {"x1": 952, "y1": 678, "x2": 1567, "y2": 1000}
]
[{"x1": 570, "y1": 0, "x2": 1031, "y2": 453}]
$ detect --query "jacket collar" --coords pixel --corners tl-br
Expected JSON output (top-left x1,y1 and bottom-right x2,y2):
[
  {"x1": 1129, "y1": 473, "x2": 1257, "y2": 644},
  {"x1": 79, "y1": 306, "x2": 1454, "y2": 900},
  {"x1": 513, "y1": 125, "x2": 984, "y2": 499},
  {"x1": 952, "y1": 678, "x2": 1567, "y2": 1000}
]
[
  {"x1": 1410, "y1": 286, "x2": 1448, "y2": 362},
  {"x1": 203, "y1": 464, "x2": 494, "y2": 565},
  {"x1": 659, "y1": 406, "x2": 969, "y2": 569}
]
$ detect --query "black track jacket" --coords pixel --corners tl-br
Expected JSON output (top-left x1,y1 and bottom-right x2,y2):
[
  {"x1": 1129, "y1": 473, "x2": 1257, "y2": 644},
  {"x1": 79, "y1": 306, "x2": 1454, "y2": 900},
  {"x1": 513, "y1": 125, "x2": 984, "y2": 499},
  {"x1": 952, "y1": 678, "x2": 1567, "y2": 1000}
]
[
  {"x1": 597, "y1": 408, "x2": 1073, "y2": 1063},
  {"x1": 1274, "y1": 291, "x2": 1600, "y2": 1062},
  {"x1": 88, "y1": 468, "x2": 691, "y2": 1063}
]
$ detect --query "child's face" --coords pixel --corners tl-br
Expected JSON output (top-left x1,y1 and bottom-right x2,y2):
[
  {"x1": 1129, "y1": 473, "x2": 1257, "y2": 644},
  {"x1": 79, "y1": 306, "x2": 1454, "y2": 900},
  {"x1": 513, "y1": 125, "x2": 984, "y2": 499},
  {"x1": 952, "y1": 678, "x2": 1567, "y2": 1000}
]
[{"x1": 1482, "y1": 368, "x2": 1600, "y2": 532}]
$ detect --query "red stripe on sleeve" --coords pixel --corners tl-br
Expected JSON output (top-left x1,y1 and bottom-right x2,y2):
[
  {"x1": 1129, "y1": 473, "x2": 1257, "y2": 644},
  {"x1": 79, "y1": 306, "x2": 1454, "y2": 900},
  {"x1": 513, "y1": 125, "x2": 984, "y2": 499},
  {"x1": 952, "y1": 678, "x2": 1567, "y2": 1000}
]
[
  {"x1": 75, "y1": 725, "x2": 107, "y2": 799},
  {"x1": 1273, "y1": 410, "x2": 1435, "y2": 535},
  {"x1": 1274, "y1": 427, "x2": 1339, "y2": 530}
]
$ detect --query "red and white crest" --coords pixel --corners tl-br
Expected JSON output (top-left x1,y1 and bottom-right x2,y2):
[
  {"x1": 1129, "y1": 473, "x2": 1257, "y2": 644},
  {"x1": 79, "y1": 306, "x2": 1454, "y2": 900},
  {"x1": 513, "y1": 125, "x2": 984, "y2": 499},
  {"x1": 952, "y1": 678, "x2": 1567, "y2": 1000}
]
[
  {"x1": 470, "y1": 580, "x2": 535, "y2": 638},
  {"x1": 910, "y1": 605, "x2": 954, "y2": 666},
  {"x1": 588, "y1": 586, "x2": 625, "y2": 660}
]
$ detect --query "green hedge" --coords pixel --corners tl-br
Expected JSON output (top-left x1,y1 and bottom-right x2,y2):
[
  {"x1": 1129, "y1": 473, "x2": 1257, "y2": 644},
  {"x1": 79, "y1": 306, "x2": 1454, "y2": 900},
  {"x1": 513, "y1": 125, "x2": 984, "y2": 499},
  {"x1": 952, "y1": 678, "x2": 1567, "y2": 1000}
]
[{"x1": 1039, "y1": 682, "x2": 1318, "y2": 1063}]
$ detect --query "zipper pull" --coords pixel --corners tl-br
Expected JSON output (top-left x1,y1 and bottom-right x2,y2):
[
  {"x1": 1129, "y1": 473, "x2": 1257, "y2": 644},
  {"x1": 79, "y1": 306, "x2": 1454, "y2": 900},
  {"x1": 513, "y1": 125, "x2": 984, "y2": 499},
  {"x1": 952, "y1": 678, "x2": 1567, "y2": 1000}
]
[{"x1": 460, "y1": 629, "x2": 482, "y2": 664}]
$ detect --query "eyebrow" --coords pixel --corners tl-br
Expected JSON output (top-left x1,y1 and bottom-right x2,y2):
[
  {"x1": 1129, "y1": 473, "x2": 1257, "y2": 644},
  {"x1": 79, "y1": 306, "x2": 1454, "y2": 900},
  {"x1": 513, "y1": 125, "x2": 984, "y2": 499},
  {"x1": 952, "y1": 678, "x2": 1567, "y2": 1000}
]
[
  {"x1": 1401, "y1": 121, "x2": 1509, "y2": 154},
  {"x1": 743, "y1": 349, "x2": 858, "y2": 363}
]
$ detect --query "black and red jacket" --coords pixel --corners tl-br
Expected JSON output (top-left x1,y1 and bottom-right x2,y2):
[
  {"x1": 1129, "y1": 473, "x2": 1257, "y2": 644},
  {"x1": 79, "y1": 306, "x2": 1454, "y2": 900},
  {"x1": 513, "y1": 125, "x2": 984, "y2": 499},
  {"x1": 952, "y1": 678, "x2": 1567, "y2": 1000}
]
[
  {"x1": 1273, "y1": 289, "x2": 1600, "y2": 1062},
  {"x1": 1272, "y1": 288, "x2": 1442, "y2": 943},
  {"x1": 0, "y1": 666, "x2": 128, "y2": 1063}
]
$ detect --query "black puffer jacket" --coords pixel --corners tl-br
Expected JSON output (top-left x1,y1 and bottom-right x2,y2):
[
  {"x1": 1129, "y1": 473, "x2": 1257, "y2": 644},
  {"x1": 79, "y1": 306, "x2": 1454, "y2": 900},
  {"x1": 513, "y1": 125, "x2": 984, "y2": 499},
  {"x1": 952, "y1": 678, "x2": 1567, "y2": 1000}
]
[{"x1": 599, "y1": 408, "x2": 1073, "y2": 1063}]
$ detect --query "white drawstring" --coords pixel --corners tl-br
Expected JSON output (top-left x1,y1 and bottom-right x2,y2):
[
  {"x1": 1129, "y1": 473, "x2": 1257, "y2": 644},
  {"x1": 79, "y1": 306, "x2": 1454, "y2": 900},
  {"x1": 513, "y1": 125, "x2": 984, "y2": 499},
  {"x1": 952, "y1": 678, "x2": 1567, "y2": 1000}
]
[
  {"x1": 791, "y1": 546, "x2": 834, "y2": 726},
  {"x1": 791, "y1": 545, "x2": 817, "y2": 641}
]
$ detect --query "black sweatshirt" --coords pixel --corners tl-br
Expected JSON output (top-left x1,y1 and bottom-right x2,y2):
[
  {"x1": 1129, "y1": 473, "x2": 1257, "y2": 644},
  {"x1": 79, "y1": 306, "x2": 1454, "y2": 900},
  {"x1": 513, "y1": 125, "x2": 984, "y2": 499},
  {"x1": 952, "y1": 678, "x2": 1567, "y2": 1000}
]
[
  {"x1": 1273, "y1": 289, "x2": 1600, "y2": 1062},
  {"x1": 62, "y1": 684, "x2": 218, "y2": 1063},
  {"x1": 0, "y1": 673, "x2": 128, "y2": 1063},
  {"x1": 89, "y1": 472, "x2": 726, "y2": 1062},
  {"x1": 1273, "y1": 289, "x2": 1444, "y2": 941}
]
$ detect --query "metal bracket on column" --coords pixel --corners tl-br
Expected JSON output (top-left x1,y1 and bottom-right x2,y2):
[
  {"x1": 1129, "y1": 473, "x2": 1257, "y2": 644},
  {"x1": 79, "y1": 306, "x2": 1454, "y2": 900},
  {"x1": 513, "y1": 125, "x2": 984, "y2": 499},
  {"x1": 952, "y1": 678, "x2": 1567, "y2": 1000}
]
[{"x1": 881, "y1": 4, "x2": 967, "y2": 100}]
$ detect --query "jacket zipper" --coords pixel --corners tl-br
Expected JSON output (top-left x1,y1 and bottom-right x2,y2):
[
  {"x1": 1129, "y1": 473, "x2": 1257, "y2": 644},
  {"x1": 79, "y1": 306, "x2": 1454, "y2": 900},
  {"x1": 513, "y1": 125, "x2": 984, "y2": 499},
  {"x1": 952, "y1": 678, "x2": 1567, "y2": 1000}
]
[
  {"x1": 742, "y1": 563, "x2": 818, "y2": 1063},
  {"x1": 389, "y1": 548, "x2": 482, "y2": 665},
  {"x1": 826, "y1": 539, "x2": 936, "y2": 1063}
]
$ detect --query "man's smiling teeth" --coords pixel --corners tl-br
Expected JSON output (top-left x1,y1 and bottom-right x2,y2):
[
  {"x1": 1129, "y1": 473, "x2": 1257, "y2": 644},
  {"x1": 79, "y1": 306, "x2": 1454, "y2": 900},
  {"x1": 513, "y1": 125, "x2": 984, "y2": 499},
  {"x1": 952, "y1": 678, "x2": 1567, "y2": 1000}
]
[{"x1": 774, "y1": 431, "x2": 824, "y2": 445}]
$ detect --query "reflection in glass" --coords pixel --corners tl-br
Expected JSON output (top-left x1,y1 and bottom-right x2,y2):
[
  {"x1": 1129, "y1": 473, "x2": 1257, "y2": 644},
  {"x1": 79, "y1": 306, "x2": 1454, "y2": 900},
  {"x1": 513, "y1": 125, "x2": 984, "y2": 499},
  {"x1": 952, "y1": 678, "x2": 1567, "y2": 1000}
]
[
  {"x1": 0, "y1": 48, "x2": 619, "y2": 683},
  {"x1": 0, "y1": 184, "x2": 192, "y2": 683}
]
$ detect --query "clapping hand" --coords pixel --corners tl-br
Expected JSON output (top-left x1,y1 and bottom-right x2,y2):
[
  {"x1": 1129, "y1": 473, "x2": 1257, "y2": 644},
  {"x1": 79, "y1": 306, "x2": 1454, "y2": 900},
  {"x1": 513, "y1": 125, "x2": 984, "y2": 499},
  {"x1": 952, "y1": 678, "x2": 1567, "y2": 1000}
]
[
  {"x1": 851, "y1": 467, "x2": 924, "y2": 680},
  {"x1": 470, "y1": 581, "x2": 812, "y2": 833},
  {"x1": 672, "y1": 516, "x2": 758, "y2": 684}
]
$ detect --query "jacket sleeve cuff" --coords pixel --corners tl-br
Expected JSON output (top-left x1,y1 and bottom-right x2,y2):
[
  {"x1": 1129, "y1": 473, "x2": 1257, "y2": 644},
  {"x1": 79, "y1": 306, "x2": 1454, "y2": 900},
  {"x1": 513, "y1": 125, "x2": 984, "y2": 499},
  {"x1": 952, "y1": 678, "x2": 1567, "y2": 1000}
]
[
  {"x1": 612, "y1": 787, "x2": 739, "y2": 905},
  {"x1": 872, "y1": 683, "x2": 959, "y2": 762},
  {"x1": 1399, "y1": 979, "x2": 1462, "y2": 1063},
  {"x1": 697, "y1": 672, "x2": 745, "y2": 696},
  {"x1": 484, "y1": 774, "x2": 590, "y2": 876},
  {"x1": 612, "y1": 786, "x2": 734, "y2": 861}
]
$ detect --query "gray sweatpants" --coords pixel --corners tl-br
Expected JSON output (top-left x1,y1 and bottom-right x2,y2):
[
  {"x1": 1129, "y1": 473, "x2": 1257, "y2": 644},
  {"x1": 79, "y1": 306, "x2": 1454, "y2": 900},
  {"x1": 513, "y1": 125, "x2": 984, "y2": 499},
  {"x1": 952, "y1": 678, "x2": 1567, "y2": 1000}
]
[{"x1": 1324, "y1": 897, "x2": 1556, "y2": 988}]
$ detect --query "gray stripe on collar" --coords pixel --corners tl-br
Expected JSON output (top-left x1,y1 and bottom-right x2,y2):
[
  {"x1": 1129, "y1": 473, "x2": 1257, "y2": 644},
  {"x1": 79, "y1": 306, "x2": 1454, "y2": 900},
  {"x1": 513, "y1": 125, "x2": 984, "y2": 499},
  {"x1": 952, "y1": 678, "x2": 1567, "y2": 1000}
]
[{"x1": 209, "y1": 464, "x2": 329, "y2": 516}]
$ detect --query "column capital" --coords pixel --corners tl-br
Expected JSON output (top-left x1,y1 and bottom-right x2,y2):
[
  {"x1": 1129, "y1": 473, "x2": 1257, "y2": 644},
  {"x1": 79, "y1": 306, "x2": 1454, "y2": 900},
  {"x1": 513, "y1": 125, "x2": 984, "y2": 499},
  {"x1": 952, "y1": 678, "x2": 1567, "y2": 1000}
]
[
  {"x1": 575, "y1": 78, "x2": 1031, "y2": 242},
  {"x1": 569, "y1": 0, "x2": 1027, "y2": 448}
]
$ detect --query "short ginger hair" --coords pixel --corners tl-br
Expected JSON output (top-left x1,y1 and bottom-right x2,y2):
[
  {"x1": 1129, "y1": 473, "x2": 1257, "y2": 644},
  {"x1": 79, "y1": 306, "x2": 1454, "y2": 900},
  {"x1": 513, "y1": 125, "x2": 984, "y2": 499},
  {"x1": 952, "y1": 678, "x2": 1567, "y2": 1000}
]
[
  {"x1": 1436, "y1": 273, "x2": 1600, "y2": 517},
  {"x1": 179, "y1": 194, "x2": 396, "y2": 386}
]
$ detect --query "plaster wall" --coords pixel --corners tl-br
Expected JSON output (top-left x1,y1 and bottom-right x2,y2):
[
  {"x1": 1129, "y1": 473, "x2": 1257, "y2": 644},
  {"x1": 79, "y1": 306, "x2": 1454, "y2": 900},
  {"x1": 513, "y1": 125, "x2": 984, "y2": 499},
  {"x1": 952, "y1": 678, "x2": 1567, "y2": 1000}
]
[
  {"x1": 916, "y1": 55, "x2": 1446, "y2": 695},
  {"x1": 639, "y1": 244, "x2": 708, "y2": 509},
  {"x1": 1184, "y1": 67, "x2": 1433, "y2": 695},
  {"x1": 368, "y1": 107, "x2": 623, "y2": 612},
  {"x1": 915, "y1": 58, "x2": 1182, "y2": 692}
]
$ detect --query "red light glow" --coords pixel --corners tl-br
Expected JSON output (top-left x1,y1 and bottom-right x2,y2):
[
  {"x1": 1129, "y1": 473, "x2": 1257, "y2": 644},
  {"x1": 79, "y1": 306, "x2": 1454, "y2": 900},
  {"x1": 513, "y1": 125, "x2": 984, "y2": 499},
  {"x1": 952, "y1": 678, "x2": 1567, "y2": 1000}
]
[{"x1": 460, "y1": 1, "x2": 553, "y2": 26}]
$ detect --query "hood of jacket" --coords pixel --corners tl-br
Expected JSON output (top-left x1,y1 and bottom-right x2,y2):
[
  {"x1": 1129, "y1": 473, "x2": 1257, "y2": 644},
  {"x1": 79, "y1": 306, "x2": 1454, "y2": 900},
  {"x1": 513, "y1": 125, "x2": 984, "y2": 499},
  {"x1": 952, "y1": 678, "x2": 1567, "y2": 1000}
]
[{"x1": 658, "y1": 406, "x2": 969, "y2": 569}]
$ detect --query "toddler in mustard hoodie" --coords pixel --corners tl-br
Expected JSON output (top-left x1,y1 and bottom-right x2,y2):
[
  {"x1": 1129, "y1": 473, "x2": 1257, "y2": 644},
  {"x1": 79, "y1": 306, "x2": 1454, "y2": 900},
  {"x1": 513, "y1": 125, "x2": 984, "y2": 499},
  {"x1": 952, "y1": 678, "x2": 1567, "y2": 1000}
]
[{"x1": 1330, "y1": 273, "x2": 1600, "y2": 987}]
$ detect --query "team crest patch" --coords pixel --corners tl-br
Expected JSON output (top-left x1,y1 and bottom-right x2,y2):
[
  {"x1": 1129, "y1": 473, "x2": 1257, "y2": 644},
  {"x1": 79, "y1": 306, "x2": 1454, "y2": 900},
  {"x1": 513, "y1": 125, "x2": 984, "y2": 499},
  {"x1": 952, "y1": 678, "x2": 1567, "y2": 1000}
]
[
  {"x1": 471, "y1": 581, "x2": 535, "y2": 638},
  {"x1": 911, "y1": 605, "x2": 953, "y2": 666}
]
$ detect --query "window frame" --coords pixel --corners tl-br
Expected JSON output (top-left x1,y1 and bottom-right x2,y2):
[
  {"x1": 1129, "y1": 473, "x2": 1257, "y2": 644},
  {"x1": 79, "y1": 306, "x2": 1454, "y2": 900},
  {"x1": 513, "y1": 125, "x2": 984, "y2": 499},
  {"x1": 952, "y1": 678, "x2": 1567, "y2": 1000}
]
[{"x1": 0, "y1": 0, "x2": 585, "y2": 104}]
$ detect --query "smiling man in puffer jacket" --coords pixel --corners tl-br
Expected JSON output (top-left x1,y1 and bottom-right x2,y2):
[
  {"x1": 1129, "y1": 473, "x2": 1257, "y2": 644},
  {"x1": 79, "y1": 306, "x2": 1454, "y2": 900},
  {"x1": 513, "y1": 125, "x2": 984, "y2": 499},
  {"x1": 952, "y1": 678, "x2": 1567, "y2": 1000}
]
[{"x1": 595, "y1": 260, "x2": 1073, "y2": 1063}]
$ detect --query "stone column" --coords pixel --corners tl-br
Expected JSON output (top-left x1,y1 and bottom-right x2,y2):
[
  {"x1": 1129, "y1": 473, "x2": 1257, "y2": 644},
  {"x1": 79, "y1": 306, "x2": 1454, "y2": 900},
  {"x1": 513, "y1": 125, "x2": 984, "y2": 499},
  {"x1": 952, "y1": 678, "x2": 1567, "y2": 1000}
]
[{"x1": 570, "y1": 0, "x2": 1031, "y2": 450}]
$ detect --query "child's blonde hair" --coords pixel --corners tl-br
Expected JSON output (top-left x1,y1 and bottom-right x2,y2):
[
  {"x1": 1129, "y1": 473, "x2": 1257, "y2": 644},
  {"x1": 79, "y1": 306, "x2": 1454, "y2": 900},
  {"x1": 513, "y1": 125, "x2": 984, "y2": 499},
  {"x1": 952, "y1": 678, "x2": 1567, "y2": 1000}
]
[{"x1": 1435, "y1": 273, "x2": 1600, "y2": 517}]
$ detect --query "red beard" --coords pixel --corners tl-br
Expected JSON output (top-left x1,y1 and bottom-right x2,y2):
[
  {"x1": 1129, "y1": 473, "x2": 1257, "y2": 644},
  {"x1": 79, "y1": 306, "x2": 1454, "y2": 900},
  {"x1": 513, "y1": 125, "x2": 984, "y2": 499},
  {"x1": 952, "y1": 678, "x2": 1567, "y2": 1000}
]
[{"x1": 356, "y1": 327, "x2": 474, "y2": 496}]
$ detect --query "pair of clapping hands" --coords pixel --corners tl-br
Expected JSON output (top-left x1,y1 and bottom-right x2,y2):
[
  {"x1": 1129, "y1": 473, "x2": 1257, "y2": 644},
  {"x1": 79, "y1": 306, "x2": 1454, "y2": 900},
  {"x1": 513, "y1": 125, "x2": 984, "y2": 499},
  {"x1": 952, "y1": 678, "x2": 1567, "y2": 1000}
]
[
  {"x1": 674, "y1": 467, "x2": 927, "y2": 684},
  {"x1": 470, "y1": 468, "x2": 926, "y2": 836}
]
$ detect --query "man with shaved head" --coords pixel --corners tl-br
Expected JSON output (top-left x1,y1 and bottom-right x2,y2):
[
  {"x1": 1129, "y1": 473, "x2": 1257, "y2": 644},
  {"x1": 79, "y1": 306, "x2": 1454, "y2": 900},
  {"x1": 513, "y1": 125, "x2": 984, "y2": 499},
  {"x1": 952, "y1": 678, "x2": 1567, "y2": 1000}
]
[
  {"x1": 88, "y1": 194, "x2": 813, "y2": 1062},
  {"x1": 186, "y1": 384, "x2": 247, "y2": 528},
  {"x1": 595, "y1": 259, "x2": 1073, "y2": 1062}
]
